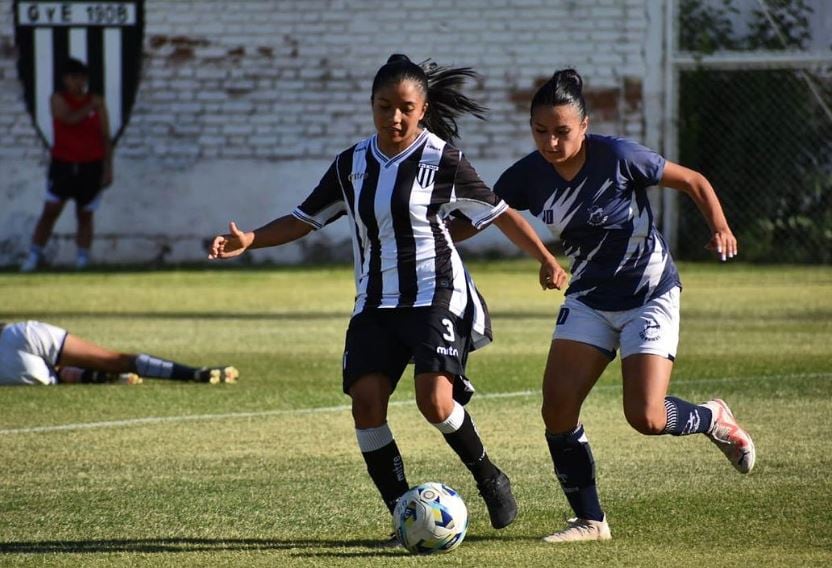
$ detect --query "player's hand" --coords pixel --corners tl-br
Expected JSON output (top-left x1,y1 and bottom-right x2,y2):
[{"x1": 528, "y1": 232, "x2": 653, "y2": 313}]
[
  {"x1": 208, "y1": 221, "x2": 254, "y2": 259},
  {"x1": 705, "y1": 228, "x2": 738, "y2": 262},
  {"x1": 540, "y1": 256, "x2": 568, "y2": 290}
]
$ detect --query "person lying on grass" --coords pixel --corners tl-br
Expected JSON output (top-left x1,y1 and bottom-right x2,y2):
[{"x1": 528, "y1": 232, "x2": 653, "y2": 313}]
[{"x1": 0, "y1": 320, "x2": 238, "y2": 386}]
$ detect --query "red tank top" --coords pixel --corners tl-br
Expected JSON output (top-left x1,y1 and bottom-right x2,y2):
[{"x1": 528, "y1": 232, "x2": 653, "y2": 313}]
[{"x1": 51, "y1": 92, "x2": 106, "y2": 163}]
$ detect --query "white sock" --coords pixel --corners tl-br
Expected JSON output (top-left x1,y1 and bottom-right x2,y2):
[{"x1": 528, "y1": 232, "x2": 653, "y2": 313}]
[
  {"x1": 431, "y1": 401, "x2": 466, "y2": 434},
  {"x1": 356, "y1": 423, "x2": 394, "y2": 452}
]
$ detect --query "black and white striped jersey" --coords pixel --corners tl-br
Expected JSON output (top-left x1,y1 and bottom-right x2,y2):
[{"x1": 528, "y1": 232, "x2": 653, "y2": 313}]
[{"x1": 292, "y1": 129, "x2": 508, "y2": 349}]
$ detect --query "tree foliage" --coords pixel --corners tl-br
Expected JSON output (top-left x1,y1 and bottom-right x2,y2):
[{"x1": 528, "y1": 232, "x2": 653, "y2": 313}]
[{"x1": 677, "y1": 0, "x2": 832, "y2": 263}]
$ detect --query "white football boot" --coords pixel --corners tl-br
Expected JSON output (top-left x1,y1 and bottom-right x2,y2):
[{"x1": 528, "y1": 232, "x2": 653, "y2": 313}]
[
  {"x1": 703, "y1": 399, "x2": 756, "y2": 474},
  {"x1": 543, "y1": 515, "x2": 612, "y2": 543},
  {"x1": 195, "y1": 366, "x2": 239, "y2": 384}
]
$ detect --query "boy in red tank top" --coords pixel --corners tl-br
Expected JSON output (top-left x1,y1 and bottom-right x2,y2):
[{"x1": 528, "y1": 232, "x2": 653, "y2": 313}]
[{"x1": 21, "y1": 58, "x2": 113, "y2": 272}]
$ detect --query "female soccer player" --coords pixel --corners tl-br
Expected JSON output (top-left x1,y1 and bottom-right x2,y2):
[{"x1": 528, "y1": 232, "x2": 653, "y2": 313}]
[
  {"x1": 0, "y1": 320, "x2": 238, "y2": 385},
  {"x1": 209, "y1": 54, "x2": 566, "y2": 534},
  {"x1": 467, "y1": 68, "x2": 755, "y2": 543},
  {"x1": 21, "y1": 58, "x2": 114, "y2": 272}
]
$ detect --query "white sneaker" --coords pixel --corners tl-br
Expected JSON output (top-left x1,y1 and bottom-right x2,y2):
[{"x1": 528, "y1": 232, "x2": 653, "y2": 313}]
[
  {"x1": 703, "y1": 399, "x2": 756, "y2": 474},
  {"x1": 543, "y1": 515, "x2": 612, "y2": 543},
  {"x1": 20, "y1": 252, "x2": 40, "y2": 273},
  {"x1": 195, "y1": 366, "x2": 239, "y2": 384},
  {"x1": 116, "y1": 373, "x2": 143, "y2": 385}
]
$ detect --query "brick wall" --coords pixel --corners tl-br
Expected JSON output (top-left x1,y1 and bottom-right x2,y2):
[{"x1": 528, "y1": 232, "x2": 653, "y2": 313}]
[
  {"x1": 2, "y1": 0, "x2": 654, "y2": 162},
  {"x1": 0, "y1": 0, "x2": 662, "y2": 266}
]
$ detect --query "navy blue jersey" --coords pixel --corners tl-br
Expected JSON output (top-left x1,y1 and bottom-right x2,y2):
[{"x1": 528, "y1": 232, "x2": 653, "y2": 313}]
[{"x1": 495, "y1": 134, "x2": 681, "y2": 311}]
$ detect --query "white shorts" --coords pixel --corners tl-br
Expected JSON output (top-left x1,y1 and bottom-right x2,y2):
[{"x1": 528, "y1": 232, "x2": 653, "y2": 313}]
[
  {"x1": 0, "y1": 321, "x2": 68, "y2": 385},
  {"x1": 552, "y1": 287, "x2": 680, "y2": 360}
]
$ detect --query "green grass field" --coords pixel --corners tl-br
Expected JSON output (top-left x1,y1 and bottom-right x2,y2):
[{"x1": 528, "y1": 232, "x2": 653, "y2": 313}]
[{"x1": 1, "y1": 260, "x2": 831, "y2": 567}]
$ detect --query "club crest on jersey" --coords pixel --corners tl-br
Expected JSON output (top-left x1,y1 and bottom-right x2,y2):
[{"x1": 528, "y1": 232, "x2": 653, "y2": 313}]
[
  {"x1": 587, "y1": 206, "x2": 609, "y2": 226},
  {"x1": 14, "y1": 0, "x2": 145, "y2": 147},
  {"x1": 416, "y1": 163, "x2": 439, "y2": 188}
]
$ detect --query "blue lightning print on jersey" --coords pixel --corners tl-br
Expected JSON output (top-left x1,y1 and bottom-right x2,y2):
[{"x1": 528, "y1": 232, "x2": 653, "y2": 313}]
[{"x1": 495, "y1": 134, "x2": 681, "y2": 311}]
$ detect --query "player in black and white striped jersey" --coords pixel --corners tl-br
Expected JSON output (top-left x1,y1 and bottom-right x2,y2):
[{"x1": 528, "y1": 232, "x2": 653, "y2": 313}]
[{"x1": 210, "y1": 54, "x2": 568, "y2": 535}]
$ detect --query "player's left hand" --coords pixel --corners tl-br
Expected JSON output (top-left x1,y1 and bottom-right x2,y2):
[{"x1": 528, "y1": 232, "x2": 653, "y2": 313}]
[
  {"x1": 705, "y1": 228, "x2": 738, "y2": 262},
  {"x1": 540, "y1": 256, "x2": 568, "y2": 290}
]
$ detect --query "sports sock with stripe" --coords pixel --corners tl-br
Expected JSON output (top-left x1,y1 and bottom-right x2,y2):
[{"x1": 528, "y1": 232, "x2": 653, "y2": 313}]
[
  {"x1": 662, "y1": 396, "x2": 713, "y2": 435},
  {"x1": 433, "y1": 402, "x2": 499, "y2": 484},
  {"x1": 356, "y1": 424, "x2": 408, "y2": 514},
  {"x1": 133, "y1": 353, "x2": 197, "y2": 380},
  {"x1": 546, "y1": 425, "x2": 605, "y2": 522}
]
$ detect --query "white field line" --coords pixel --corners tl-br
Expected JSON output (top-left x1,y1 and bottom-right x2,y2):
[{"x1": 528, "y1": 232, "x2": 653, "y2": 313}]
[{"x1": 1, "y1": 372, "x2": 829, "y2": 436}]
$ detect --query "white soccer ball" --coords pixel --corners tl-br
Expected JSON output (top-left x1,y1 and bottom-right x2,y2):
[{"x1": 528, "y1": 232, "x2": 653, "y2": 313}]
[{"x1": 393, "y1": 482, "x2": 469, "y2": 554}]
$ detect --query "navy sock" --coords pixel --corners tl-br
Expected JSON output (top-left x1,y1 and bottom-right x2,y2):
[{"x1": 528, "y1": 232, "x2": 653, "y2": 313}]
[
  {"x1": 662, "y1": 396, "x2": 713, "y2": 436},
  {"x1": 133, "y1": 354, "x2": 197, "y2": 381},
  {"x1": 545, "y1": 425, "x2": 604, "y2": 522}
]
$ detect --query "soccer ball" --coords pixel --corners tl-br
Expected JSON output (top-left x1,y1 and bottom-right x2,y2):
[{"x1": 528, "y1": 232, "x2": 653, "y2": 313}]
[{"x1": 393, "y1": 482, "x2": 469, "y2": 554}]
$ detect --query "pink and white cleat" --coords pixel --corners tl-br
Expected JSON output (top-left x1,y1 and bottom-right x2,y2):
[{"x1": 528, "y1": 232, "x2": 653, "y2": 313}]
[{"x1": 703, "y1": 399, "x2": 756, "y2": 474}]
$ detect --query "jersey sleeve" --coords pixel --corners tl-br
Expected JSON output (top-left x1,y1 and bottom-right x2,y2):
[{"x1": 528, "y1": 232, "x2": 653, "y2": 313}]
[
  {"x1": 291, "y1": 159, "x2": 347, "y2": 230},
  {"x1": 451, "y1": 154, "x2": 508, "y2": 230},
  {"x1": 493, "y1": 163, "x2": 530, "y2": 211},
  {"x1": 618, "y1": 138, "x2": 666, "y2": 187}
]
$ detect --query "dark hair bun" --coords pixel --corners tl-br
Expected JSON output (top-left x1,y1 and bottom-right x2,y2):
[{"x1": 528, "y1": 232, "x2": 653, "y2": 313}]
[
  {"x1": 386, "y1": 54, "x2": 411, "y2": 64},
  {"x1": 554, "y1": 68, "x2": 583, "y2": 93}
]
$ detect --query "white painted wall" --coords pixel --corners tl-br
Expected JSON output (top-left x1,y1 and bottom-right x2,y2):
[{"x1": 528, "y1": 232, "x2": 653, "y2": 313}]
[{"x1": 1, "y1": 0, "x2": 658, "y2": 267}]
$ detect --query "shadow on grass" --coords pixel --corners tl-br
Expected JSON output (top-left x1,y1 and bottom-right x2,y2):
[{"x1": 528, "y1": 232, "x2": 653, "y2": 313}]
[{"x1": 0, "y1": 534, "x2": 533, "y2": 557}]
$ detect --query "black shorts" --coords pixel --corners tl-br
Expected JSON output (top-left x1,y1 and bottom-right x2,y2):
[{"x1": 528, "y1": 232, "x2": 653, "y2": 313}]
[
  {"x1": 342, "y1": 306, "x2": 476, "y2": 404},
  {"x1": 47, "y1": 159, "x2": 103, "y2": 209}
]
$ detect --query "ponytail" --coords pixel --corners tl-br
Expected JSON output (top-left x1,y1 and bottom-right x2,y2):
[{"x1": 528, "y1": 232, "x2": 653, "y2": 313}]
[
  {"x1": 530, "y1": 68, "x2": 586, "y2": 119},
  {"x1": 371, "y1": 54, "x2": 487, "y2": 142}
]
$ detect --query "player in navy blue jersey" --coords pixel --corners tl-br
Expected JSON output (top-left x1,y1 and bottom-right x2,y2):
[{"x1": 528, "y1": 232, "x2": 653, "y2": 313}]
[
  {"x1": 209, "y1": 55, "x2": 566, "y2": 539},
  {"x1": 453, "y1": 68, "x2": 755, "y2": 543}
]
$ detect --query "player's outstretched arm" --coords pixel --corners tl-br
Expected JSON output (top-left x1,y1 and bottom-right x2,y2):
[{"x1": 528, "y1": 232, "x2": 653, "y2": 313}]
[
  {"x1": 662, "y1": 161, "x2": 737, "y2": 262},
  {"x1": 492, "y1": 208, "x2": 568, "y2": 290},
  {"x1": 209, "y1": 216, "x2": 313, "y2": 259}
]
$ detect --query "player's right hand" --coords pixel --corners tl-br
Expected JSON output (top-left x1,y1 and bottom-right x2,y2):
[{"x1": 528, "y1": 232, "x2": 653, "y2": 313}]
[{"x1": 208, "y1": 221, "x2": 254, "y2": 259}]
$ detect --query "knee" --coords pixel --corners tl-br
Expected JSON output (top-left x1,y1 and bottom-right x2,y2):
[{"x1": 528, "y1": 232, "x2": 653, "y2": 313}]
[
  {"x1": 416, "y1": 391, "x2": 451, "y2": 424},
  {"x1": 40, "y1": 207, "x2": 62, "y2": 223},
  {"x1": 541, "y1": 394, "x2": 580, "y2": 433},
  {"x1": 352, "y1": 399, "x2": 387, "y2": 428},
  {"x1": 625, "y1": 410, "x2": 666, "y2": 436},
  {"x1": 350, "y1": 395, "x2": 387, "y2": 429}
]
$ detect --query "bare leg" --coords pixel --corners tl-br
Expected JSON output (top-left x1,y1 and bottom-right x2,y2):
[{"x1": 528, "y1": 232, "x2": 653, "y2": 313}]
[
  {"x1": 349, "y1": 373, "x2": 392, "y2": 428},
  {"x1": 621, "y1": 353, "x2": 674, "y2": 435},
  {"x1": 76, "y1": 207, "x2": 94, "y2": 250},
  {"x1": 413, "y1": 371, "x2": 454, "y2": 423},
  {"x1": 542, "y1": 339, "x2": 610, "y2": 433},
  {"x1": 58, "y1": 334, "x2": 135, "y2": 372},
  {"x1": 31, "y1": 201, "x2": 66, "y2": 248}
]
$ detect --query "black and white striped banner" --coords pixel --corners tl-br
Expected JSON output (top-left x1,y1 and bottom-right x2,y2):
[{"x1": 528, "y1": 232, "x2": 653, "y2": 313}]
[{"x1": 14, "y1": 0, "x2": 144, "y2": 147}]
